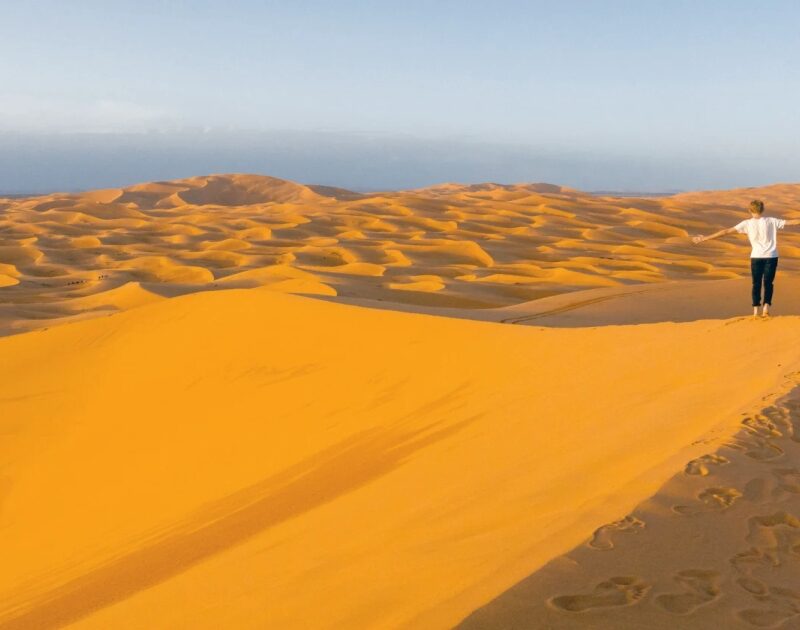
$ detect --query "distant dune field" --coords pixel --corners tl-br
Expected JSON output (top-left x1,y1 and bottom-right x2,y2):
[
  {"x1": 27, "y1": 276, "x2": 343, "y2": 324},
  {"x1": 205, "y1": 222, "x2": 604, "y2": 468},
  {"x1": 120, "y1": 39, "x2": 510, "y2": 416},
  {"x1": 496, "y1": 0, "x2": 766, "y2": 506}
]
[
  {"x1": 2, "y1": 175, "x2": 800, "y2": 629},
  {"x1": 2, "y1": 173, "x2": 800, "y2": 335}
]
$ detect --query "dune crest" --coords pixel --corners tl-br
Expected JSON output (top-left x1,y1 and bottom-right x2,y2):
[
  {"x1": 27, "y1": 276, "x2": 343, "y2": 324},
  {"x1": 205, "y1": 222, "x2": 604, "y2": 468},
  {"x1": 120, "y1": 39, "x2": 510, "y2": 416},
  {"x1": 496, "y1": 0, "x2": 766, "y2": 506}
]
[{"x1": 172, "y1": 174, "x2": 328, "y2": 206}]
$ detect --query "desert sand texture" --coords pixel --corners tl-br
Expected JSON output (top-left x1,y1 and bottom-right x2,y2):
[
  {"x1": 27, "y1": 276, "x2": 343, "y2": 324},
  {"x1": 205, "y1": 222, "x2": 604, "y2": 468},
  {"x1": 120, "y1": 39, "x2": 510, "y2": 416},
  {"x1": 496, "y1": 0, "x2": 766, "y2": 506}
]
[
  {"x1": 2, "y1": 175, "x2": 800, "y2": 630},
  {"x1": 3, "y1": 174, "x2": 800, "y2": 335}
]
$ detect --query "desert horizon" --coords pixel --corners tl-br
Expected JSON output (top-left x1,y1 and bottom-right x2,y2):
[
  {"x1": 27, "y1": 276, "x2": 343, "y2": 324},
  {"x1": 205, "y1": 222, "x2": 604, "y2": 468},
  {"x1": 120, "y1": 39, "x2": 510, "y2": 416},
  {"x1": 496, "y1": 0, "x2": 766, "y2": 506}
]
[
  {"x1": 0, "y1": 168, "x2": 785, "y2": 199},
  {"x1": 3, "y1": 173, "x2": 800, "y2": 628}
]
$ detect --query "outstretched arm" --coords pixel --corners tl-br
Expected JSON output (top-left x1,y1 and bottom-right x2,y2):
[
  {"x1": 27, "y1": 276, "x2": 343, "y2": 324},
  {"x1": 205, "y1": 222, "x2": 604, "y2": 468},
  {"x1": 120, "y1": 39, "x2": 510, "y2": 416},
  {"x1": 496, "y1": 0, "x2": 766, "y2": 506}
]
[
  {"x1": 784, "y1": 219, "x2": 800, "y2": 227},
  {"x1": 692, "y1": 226, "x2": 737, "y2": 244}
]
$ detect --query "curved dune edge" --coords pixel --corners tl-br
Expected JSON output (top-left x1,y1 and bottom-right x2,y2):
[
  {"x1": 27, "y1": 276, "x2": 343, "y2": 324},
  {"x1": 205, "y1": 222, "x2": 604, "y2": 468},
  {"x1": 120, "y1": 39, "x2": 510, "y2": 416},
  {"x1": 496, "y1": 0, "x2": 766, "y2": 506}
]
[
  {"x1": 2, "y1": 290, "x2": 800, "y2": 629},
  {"x1": 0, "y1": 274, "x2": 19, "y2": 288}
]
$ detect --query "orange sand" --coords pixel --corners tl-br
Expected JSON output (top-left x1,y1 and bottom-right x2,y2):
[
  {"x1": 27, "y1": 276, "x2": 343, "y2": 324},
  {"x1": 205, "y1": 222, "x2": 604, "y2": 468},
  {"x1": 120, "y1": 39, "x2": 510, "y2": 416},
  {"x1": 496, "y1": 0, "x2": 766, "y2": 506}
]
[
  {"x1": 2, "y1": 174, "x2": 800, "y2": 336},
  {"x1": 2, "y1": 175, "x2": 800, "y2": 629}
]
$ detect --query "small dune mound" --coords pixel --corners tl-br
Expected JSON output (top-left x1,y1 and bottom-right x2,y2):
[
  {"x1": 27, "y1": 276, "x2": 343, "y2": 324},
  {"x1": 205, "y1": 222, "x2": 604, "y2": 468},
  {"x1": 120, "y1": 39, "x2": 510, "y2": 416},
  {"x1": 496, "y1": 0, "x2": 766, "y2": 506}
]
[
  {"x1": 520, "y1": 183, "x2": 576, "y2": 194},
  {"x1": 0, "y1": 263, "x2": 21, "y2": 278},
  {"x1": 216, "y1": 264, "x2": 317, "y2": 286},
  {"x1": 0, "y1": 245, "x2": 44, "y2": 266},
  {"x1": 70, "y1": 236, "x2": 103, "y2": 248},
  {"x1": 398, "y1": 240, "x2": 495, "y2": 267},
  {"x1": 418, "y1": 182, "x2": 573, "y2": 196},
  {"x1": 74, "y1": 203, "x2": 148, "y2": 220},
  {"x1": 257, "y1": 277, "x2": 337, "y2": 295},
  {"x1": 672, "y1": 182, "x2": 800, "y2": 210},
  {"x1": 38, "y1": 200, "x2": 146, "y2": 221},
  {"x1": 80, "y1": 188, "x2": 124, "y2": 204},
  {"x1": 307, "y1": 184, "x2": 364, "y2": 200},
  {"x1": 159, "y1": 234, "x2": 194, "y2": 246},
  {"x1": 216, "y1": 265, "x2": 335, "y2": 295},
  {"x1": 234, "y1": 226, "x2": 272, "y2": 241},
  {"x1": 65, "y1": 282, "x2": 165, "y2": 311},
  {"x1": 113, "y1": 181, "x2": 187, "y2": 207},
  {"x1": 542, "y1": 267, "x2": 620, "y2": 287},
  {"x1": 382, "y1": 249, "x2": 413, "y2": 266},
  {"x1": 118, "y1": 256, "x2": 215, "y2": 284},
  {"x1": 475, "y1": 273, "x2": 541, "y2": 285},
  {"x1": 37, "y1": 209, "x2": 104, "y2": 226},
  {"x1": 399, "y1": 216, "x2": 459, "y2": 232},
  {"x1": 388, "y1": 274, "x2": 446, "y2": 292},
  {"x1": 182, "y1": 250, "x2": 248, "y2": 268},
  {"x1": 173, "y1": 174, "x2": 325, "y2": 206},
  {"x1": 294, "y1": 246, "x2": 359, "y2": 267},
  {"x1": 202, "y1": 238, "x2": 253, "y2": 251},
  {"x1": 623, "y1": 220, "x2": 689, "y2": 238},
  {"x1": 313, "y1": 262, "x2": 386, "y2": 277},
  {"x1": 336, "y1": 229, "x2": 366, "y2": 240}
]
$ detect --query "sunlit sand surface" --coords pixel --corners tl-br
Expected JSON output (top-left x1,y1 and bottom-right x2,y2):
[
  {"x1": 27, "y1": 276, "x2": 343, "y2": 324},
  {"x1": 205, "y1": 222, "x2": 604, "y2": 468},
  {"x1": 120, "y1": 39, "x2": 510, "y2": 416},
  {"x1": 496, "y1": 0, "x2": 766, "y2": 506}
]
[
  {"x1": 3, "y1": 174, "x2": 800, "y2": 336},
  {"x1": 2, "y1": 175, "x2": 800, "y2": 629}
]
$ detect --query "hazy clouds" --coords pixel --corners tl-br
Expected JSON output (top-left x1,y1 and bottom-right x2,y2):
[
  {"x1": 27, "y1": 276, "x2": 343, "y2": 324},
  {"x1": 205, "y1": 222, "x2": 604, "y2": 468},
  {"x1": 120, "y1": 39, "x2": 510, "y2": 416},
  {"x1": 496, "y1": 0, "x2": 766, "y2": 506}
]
[
  {"x1": 3, "y1": 0, "x2": 799, "y2": 193},
  {"x1": 1, "y1": 129, "x2": 796, "y2": 194}
]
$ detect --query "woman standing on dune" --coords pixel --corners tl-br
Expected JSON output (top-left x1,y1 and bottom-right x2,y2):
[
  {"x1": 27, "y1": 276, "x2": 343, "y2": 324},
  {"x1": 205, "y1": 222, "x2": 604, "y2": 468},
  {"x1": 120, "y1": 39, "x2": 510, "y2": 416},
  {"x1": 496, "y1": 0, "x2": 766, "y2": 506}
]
[{"x1": 693, "y1": 200, "x2": 800, "y2": 317}]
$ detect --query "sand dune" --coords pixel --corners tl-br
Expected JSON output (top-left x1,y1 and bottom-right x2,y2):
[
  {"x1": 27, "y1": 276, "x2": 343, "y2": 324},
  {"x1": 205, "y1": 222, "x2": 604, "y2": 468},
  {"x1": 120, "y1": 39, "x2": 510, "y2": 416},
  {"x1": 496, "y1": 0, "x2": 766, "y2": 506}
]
[
  {"x1": 3, "y1": 174, "x2": 800, "y2": 629},
  {"x1": 2, "y1": 289, "x2": 800, "y2": 630},
  {"x1": 3, "y1": 173, "x2": 800, "y2": 335}
]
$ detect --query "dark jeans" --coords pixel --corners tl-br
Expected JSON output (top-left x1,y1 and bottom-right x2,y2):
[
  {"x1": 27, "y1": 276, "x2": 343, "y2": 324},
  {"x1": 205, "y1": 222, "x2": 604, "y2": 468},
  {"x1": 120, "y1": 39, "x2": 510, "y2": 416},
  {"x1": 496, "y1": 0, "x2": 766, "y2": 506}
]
[{"x1": 751, "y1": 257, "x2": 778, "y2": 306}]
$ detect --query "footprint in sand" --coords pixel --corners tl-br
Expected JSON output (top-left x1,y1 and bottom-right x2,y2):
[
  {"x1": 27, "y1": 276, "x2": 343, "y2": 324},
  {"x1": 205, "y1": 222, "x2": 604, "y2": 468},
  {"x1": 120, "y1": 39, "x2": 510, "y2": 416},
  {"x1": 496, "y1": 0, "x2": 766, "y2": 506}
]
[
  {"x1": 730, "y1": 512, "x2": 800, "y2": 570},
  {"x1": 781, "y1": 410, "x2": 800, "y2": 442},
  {"x1": 672, "y1": 486, "x2": 742, "y2": 516},
  {"x1": 736, "y1": 579, "x2": 800, "y2": 628},
  {"x1": 588, "y1": 515, "x2": 645, "y2": 550},
  {"x1": 724, "y1": 317, "x2": 751, "y2": 327},
  {"x1": 743, "y1": 415, "x2": 784, "y2": 439},
  {"x1": 738, "y1": 605, "x2": 800, "y2": 628},
  {"x1": 762, "y1": 401, "x2": 800, "y2": 443},
  {"x1": 762, "y1": 405, "x2": 790, "y2": 427},
  {"x1": 780, "y1": 417, "x2": 800, "y2": 443},
  {"x1": 742, "y1": 477, "x2": 775, "y2": 504},
  {"x1": 548, "y1": 576, "x2": 650, "y2": 612},
  {"x1": 685, "y1": 453, "x2": 730, "y2": 476},
  {"x1": 726, "y1": 436, "x2": 784, "y2": 462},
  {"x1": 737, "y1": 576, "x2": 769, "y2": 596},
  {"x1": 773, "y1": 468, "x2": 800, "y2": 494},
  {"x1": 655, "y1": 569, "x2": 721, "y2": 615}
]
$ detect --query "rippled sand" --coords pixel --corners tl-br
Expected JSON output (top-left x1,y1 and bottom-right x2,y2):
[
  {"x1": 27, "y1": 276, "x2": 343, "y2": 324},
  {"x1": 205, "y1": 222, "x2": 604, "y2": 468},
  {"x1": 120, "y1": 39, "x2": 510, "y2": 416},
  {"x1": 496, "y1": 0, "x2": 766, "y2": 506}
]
[{"x1": 3, "y1": 174, "x2": 800, "y2": 334}]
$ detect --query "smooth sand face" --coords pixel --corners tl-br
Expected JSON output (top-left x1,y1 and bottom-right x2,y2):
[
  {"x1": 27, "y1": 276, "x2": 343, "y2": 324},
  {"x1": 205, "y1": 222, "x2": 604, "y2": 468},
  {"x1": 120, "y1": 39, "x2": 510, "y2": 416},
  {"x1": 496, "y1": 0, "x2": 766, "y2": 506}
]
[{"x1": 2, "y1": 175, "x2": 800, "y2": 629}]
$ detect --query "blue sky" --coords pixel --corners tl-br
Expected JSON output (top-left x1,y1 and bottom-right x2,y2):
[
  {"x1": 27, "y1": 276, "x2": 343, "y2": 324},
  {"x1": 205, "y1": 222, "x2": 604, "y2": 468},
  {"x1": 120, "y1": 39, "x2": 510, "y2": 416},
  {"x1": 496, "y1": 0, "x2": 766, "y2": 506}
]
[{"x1": 2, "y1": 1, "x2": 799, "y2": 191}]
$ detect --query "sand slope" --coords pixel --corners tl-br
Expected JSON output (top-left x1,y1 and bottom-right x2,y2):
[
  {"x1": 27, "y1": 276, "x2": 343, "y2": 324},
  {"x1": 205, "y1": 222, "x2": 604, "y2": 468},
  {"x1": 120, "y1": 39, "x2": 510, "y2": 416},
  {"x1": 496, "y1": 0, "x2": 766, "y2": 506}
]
[
  {"x1": 3, "y1": 174, "x2": 800, "y2": 335},
  {"x1": 315, "y1": 276, "x2": 800, "y2": 328},
  {"x1": 2, "y1": 289, "x2": 800, "y2": 629},
  {"x1": 4, "y1": 175, "x2": 800, "y2": 629},
  {"x1": 459, "y1": 389, "x2": 800, "y2": 629}
]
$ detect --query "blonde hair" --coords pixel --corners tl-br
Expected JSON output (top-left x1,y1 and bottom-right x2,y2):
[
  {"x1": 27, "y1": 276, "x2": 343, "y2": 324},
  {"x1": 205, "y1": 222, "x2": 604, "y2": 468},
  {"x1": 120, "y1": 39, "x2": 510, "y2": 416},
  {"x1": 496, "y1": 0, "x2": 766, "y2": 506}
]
[{"x1": 749, "y1": 199, "x2": 765, "y2": 214}]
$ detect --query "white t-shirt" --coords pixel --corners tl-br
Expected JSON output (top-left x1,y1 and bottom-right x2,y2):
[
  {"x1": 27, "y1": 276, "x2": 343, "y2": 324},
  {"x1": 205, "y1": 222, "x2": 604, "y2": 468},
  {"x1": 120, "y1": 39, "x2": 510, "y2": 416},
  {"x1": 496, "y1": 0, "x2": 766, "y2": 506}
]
[{"x1": 734, "y1": 216, "x2": 786, "y2": 258}]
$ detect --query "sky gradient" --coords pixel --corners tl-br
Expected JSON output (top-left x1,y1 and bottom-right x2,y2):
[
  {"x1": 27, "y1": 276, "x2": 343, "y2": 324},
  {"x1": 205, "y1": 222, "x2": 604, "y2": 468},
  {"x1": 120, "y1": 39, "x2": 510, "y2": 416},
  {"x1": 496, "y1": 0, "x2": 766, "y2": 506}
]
[{"x1": 2, "y1": 1, "x2": 799, "y2": 192}]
